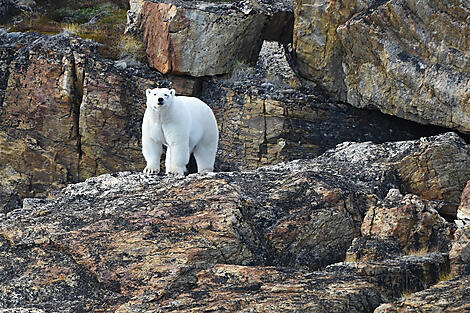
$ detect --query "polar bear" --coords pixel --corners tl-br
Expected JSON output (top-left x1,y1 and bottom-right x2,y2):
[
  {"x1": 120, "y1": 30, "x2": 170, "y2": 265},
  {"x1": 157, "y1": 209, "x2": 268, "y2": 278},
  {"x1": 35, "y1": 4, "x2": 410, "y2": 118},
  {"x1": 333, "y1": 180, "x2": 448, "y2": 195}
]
[{"x1": 142, "y1": 87, "x2": 219, "y2": 176}]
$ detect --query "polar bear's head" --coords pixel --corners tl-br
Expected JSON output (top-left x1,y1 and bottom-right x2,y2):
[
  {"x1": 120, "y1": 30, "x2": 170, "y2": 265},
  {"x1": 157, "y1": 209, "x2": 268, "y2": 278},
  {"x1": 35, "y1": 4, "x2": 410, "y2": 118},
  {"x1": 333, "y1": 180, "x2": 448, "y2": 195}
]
[{"x1": 146, "y1": 88, "x2": 175, "y2": 110}]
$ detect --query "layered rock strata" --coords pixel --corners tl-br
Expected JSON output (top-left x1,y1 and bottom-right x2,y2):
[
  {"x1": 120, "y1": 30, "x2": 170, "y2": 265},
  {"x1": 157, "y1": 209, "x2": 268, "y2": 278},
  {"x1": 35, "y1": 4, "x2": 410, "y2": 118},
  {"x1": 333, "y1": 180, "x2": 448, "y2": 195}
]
[
  {"x1": 294, "y1": 0, "x2": 470, "y2": 132},
  {"x1": 129, "y1": 0, "x2": 293, "y2": 76}
]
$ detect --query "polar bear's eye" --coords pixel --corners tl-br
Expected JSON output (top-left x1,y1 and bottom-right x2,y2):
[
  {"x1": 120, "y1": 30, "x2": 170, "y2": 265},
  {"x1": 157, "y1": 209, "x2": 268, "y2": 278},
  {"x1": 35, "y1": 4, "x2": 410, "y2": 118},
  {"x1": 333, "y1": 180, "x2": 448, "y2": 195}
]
[{"x1": 165, "y1": 94, "x2": 168, "y2": 97}]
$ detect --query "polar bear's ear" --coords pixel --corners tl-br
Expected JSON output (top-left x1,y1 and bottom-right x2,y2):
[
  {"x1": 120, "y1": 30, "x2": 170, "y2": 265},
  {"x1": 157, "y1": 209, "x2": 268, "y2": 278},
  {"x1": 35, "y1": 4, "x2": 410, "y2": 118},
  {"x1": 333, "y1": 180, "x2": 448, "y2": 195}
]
[
  {"x1": 170, "y1": 89, "x2": 175, "y2": 97},
  {"x1": 146, "y1": 89, "x2": 151, "y2": 97}
]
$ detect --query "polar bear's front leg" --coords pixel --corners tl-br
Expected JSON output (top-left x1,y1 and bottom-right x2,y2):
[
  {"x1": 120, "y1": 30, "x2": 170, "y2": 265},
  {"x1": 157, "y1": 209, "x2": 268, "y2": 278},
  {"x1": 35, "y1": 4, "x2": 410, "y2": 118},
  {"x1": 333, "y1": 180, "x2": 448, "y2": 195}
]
[
  {"x1": 142, "y1": 137, "x2": 162, "y2": 175},
  {"x1": 165, "y1": 147, "x2": 171, "y2": 175},
  {"x1": 167, "y1": 143, "x2": 189, "y2": 176}
]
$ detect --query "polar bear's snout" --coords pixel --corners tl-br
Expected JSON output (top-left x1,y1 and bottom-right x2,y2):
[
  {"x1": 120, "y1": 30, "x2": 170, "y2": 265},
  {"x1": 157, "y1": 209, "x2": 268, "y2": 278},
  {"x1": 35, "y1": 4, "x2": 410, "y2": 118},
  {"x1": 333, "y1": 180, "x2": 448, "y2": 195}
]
[{"x1": 158, "y1": 97, "x2": 164, "y2": 105}]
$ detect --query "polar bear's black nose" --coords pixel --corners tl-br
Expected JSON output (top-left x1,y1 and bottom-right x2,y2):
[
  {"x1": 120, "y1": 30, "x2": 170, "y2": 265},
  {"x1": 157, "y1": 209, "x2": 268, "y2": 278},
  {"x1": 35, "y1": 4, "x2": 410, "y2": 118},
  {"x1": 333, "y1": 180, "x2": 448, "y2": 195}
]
[{"x1": 158, "y1": 97, "x2": 164, "y2": 104}]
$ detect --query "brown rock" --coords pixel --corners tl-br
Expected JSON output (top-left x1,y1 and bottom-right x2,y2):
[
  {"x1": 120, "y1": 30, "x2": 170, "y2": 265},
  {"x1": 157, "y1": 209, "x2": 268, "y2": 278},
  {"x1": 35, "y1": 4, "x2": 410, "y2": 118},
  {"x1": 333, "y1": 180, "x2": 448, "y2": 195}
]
[
  {"x1": 78, "y1": 57, "x2": 162, "y2": 179},
  {"x1": 329, "y1": 253, "x2": 450, "y2": 299},
  {"x1": 118, "y1": 264, "x2": 384, "y2": 312},
  {"x1": 0, "y1": 32, "x2": 167, "y2": 210},
  {"x1": 395, "y1": 136, "x2": 470, "y2": 216},
  {"x1": 1, "y1": 132, "x2": 468, "y2": 311},
  {"x1": 138, "y1": 1, "x2": 266, "y2": 76},
  {"x1": 338, "y1": 0, "x2": 470, "y2": 132},
  {"x1": 361, "y1": 193, "x2": 454, "y2": 254},
  {"x1": 0, "y1": 35, "x2": 82, "y2": 200},
  {"x1": 449, "y1": 226, "x2": 470, "y2": 276},
  {"x1": 293, "y1": 0, "x2": 375, "y2": 99},
  {"x1": 374, "y1": 275, "x2": 470, "y2": 313},
  {"x1": 294, "y1": 0, "x2": 470, "y2": 133}
]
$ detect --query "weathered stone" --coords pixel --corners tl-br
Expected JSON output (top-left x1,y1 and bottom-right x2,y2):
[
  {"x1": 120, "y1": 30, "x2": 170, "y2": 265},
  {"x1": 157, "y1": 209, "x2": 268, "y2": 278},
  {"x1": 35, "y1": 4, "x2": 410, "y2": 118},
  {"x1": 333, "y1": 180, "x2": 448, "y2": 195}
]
[
  {"x1": 137, "y1": 1, "x2": 266, "y2": 76},
  {"x1": 329, "y1": 253, "x2": 450, "y2": 299},
  {"x1": 361, "y1": 193, "x2": 454, "y2": 254},
  {"x1": 204, "y1": 72, "x2": 456, "y2": 172},
  {"x1": 294, "y1": 0, "x2": 470, "y2": 133},
  {"x1": 338, "y1": 0, "x2": 470, "y2": 132},
  {"x1": 78, "y1": 56, "x2": 166, "y2": 179},
  {"x1": 346, "y1": 236, "x2": 403, "y2": 262},
  {"x1": 374, "y1": 275, "x2": 470, "y2": 313},
  {"x1": 0, "y1": 133, "x2": 467, "y2": 311},
  {"x1": 395, "y1": 135, "x2": 470, "y2": 216},
  {"x1": 0, "y1": 33, "x2": 83, "y2": 201},
  {"x1": 457, "y1": 180, "x2": 470, "y2": 223},
  {"x1": 449, "y1": 226, "x2": 470, "y2": 276},
  {"x1": 293, "y1": 0, "x2": 375, "y2": 99},
  {"x1": 118, "y1": 265, "x2": 384, "y2": 312}
]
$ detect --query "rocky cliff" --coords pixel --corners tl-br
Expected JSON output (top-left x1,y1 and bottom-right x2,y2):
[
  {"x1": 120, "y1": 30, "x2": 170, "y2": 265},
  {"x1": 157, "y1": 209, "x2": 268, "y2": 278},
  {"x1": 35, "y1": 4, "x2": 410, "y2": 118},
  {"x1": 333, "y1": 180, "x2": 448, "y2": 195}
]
[
  {"x1": 1, "y1": 133, "x2": 469, "y2": 312},
  {"x1": 1, "y1": 0, "x2": 470, "y2": 311},
  {"x1": 294, "y1": 0, "x2": 470, "y2": 132}
]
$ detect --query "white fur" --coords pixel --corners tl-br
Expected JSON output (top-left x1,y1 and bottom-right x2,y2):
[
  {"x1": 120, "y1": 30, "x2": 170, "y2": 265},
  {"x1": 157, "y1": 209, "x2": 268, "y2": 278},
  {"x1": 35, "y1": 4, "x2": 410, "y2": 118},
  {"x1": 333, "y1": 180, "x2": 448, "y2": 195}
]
[{"x1": 142, "y1": 87, "x2": 219, "y2": 176}]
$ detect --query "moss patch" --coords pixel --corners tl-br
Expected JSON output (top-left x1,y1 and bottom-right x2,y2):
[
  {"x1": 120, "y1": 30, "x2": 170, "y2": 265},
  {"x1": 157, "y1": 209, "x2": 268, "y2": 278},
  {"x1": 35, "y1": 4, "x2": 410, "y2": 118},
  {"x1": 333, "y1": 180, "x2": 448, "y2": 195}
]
[{"x1": 3, "y1": 1, "x2": 130, "y2": 60}]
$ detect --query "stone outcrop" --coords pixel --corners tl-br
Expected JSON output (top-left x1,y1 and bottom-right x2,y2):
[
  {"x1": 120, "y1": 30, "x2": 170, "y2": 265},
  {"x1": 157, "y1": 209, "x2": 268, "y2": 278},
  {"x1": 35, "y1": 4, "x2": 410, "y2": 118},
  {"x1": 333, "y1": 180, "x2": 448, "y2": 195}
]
[
  {"x1": 329, "y1": 253, "x2": 450, "y2": 299},
  {"x1": 204, "y1": 41, "x2": 459, "y2": 172},
  {"x1": 374, "y1": 275, "x2": 470, "y2": 313},
  {"x1": 294, "y1": 0, "x2": 470, "y2": 133},
  {"x1": 0, "y1": 133, "x2": 468, "y2": 311},
  {"x1": 129, "y1": 0, "x2": 293, "y2": 76},
  {"x1": 361, "y1": 192, "x2": 454, "y2": 253}
]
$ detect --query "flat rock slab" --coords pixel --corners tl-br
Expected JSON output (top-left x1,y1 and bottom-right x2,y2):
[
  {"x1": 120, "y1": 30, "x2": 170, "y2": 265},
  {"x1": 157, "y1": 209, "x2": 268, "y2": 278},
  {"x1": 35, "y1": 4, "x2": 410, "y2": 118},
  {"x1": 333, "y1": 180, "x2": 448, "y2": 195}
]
[{"x1": 375, "y1": 275, "x2": 470, "y2": 313}]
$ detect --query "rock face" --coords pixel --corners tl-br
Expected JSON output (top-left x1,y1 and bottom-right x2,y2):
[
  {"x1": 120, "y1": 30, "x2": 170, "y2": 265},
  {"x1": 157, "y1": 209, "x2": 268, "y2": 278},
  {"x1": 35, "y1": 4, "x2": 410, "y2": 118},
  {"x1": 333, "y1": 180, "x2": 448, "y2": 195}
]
[
  {"x1": 0, "y1": 31, "x2": 167, "y2": 211},
  {"x1": 0, "y1": 133, "x2": 468, "y2": 311},
  {"x1": 203, "y1": 42, "x2": 459, "y2": 172},
  {"x1": 374, "y1": 275, "x2": 470, "y2": 313},
  {"x1": 361, "y1": 192, "x2": 454, "y2": 254},
  {"x1": 130, "y1": 0, "x2": 293, "y2": 76},
  {"x1": 294, "y1": 0, "x2": 470, "y2": 132}
]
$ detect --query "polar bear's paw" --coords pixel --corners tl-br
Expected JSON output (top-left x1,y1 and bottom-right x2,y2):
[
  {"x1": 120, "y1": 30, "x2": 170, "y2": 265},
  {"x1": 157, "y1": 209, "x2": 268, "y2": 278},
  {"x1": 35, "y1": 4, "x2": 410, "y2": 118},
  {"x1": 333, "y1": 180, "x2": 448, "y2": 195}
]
[{"x1": 143, "y1": 166, "x2": 160, "y2": 175}]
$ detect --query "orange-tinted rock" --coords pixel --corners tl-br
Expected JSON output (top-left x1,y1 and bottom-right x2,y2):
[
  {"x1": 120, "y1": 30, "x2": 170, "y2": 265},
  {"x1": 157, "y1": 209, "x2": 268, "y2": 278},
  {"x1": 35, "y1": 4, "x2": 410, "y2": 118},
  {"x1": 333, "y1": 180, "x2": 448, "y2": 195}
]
[
  {"x1": 361, "y1": 193, "x2": 454, "y2": 253},
  {"x1": 136, "y1": 1, "x2": 267, "y2": 76}
]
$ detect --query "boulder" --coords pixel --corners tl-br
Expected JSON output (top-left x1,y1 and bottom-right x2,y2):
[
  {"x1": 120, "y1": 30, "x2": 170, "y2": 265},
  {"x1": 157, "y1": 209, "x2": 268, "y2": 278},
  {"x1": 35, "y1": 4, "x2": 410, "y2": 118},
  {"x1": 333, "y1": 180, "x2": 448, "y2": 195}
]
[
  {"x1": 136, "y1": 0, "x2": 266, "y2": 76},
  {"x1": 361, "y1": 192, "x2": 454, "y2": 254},
  {"x1": 294, "y1": 0, "x2": 470, "y2": 132},
  {"x1": 130, "y1": 0, "x2": 293, "y2": 76},
  {"x1": 329, "y1": 253, "x2": 450, "y2": 299}
]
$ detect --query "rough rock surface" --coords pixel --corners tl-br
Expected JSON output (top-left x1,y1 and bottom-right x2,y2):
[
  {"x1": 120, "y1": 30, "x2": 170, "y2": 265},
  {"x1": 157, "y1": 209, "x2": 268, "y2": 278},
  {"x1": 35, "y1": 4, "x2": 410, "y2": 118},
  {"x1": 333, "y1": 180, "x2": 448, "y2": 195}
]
[
  {"x1": 361, "y1": 192, "x2": 454, "y2": 253},
  {"x1": 374, "y1": 275, "x2": 470, "y2": 313},
  {"x1": 457, "y1": 180, "x2": 470, "y2": 223},
  {"x1": 0, "y1": 133, "x2": 468, "y2": 311},
  {"x1": 203, "y1": 42, "x2": 459, "y2": 172},
  {"x1": 130, "y1": 0, "x2": 293, "y2": 76},
  {"x1": 294, "y1": 0, "x2": 470, "y2": 132},
  {"x1": 329, "y1": 253, "x2": 450, "y2": 299}
]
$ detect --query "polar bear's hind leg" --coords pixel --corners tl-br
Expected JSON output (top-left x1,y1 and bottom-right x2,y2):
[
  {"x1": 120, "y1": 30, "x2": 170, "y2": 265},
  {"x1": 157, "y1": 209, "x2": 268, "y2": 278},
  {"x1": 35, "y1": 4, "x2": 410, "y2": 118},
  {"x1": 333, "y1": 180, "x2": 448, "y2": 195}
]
[{"x1": 193, "y1": 142, "x2": 216, "y2": 173}]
